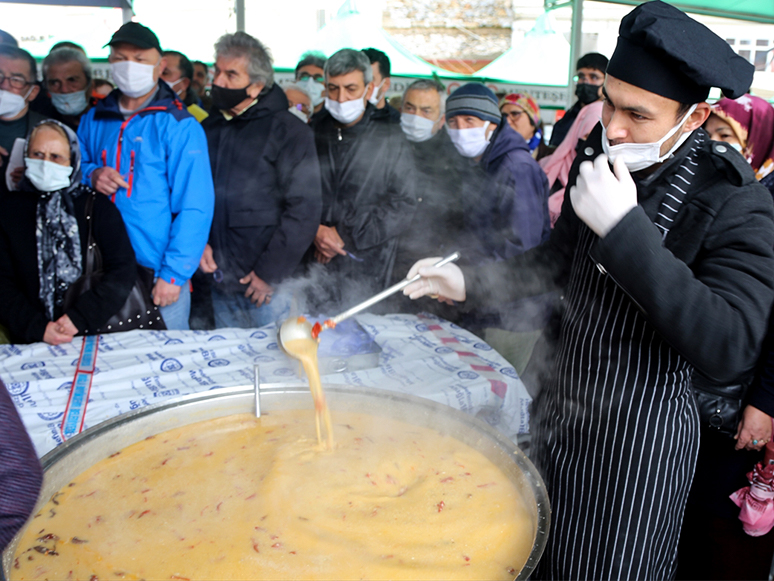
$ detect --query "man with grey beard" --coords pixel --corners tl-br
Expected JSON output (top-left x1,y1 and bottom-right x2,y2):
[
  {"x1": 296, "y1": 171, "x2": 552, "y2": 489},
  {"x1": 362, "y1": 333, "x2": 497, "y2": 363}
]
[{"x1": 200, "y1": 32, "x2": 321, "y2": 328}]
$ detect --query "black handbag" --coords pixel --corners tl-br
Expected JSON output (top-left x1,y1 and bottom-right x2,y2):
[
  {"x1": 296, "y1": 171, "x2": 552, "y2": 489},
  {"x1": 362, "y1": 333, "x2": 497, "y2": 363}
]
[
  {"x1": 691, "y1": 373, "x2": 746, "y2": 437},
  {"x1": 63, "y1": 192, "x2": 166, "y2": 334}
]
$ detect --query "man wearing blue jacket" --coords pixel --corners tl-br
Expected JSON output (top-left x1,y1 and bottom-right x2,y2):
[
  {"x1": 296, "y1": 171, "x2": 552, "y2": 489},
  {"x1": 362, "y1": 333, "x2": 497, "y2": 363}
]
[{"x1": 77, "y1": 22, "x2": 214, "y2": 329}]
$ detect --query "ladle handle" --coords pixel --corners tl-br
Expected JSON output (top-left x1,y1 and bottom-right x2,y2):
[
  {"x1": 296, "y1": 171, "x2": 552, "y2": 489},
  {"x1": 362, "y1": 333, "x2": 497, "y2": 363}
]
[{"x1": 329, "y1": 252, "x2": 460, "y2": 325}]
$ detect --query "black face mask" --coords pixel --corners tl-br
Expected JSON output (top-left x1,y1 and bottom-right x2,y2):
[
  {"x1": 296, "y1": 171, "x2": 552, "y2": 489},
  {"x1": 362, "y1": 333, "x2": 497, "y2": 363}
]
[
  {"x1": 211, "y1": 84, "x2": 251, "y2": 111},
  {"x1": 575, "y1": 83, "x2": 601, "y2": 105}
]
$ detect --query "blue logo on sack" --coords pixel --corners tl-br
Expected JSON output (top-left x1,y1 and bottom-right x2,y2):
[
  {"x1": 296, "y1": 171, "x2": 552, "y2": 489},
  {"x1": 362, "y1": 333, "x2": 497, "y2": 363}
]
[
  {"x1": 500, "y1": 367, "x2": 518, "y2": 379},
  {"x1": 273, "y1": 368, "x2": 295, "y2": 377},
  {"x1": 6, "y1": 382, "x2": 29, "y2": 396},
  {"x1": 250, "y1": 330, "x2": 267, "y2": 340},
  {"x1": 57, "y1": 382, "x2": 72, "y2": 391},
  {"x1": 38, "y1": 411, "x2": 63, "y2": 421},
  {"x1": 207, "y1": 359, "x2": 230, "y2": 368},
  {"x1": 253, "y1": 355, "x2": 275, "y2": 363},
  {"x1": 474, "y1": 342, "x2": 493, "y2": 351},
  {"x1": 164, "y1": 338, "x2": 183, "y2": 345},
  {"x1": 208, "y1": 335, "x2": 226, "y2": 341},
  {"x1": 266, "y1": 342, "x2": 279, "y2": 351},
  {"x1": 457, "y1": 370, "x2": 479, "y2": 380},
  {"x1": 21, "y1": 361, "x2": 45, "y2": 370},
  {"x1": 415, "y1": 324, "x2": 429, "y2": 332},
  {"x1": 160, "y1": 358, "x2": 184, "y2": 373},
  {"x1": 435, "y1": 346, "x2": 453, "y2": 355}
]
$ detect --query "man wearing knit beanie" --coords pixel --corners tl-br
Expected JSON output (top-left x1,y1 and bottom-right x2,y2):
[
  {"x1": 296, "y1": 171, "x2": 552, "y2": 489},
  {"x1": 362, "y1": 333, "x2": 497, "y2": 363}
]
[{"x1": 446, "y1": 82, "x2": 551, "y2": 373}]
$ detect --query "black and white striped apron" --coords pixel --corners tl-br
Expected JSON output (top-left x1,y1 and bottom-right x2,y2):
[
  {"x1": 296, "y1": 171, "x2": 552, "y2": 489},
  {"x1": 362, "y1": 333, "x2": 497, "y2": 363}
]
[{"x1": 531, "y1": 138, "x2": 703, "y2": 580}]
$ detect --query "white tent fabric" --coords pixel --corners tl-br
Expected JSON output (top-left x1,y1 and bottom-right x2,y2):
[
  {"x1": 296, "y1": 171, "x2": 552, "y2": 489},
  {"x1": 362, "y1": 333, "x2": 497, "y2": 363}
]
[
  {"x1": 474, "y1": 11, "x2": 570, "y2": 87},
  {"x1": 289, "y1": 0, "x2": 445, "y2": 78}
]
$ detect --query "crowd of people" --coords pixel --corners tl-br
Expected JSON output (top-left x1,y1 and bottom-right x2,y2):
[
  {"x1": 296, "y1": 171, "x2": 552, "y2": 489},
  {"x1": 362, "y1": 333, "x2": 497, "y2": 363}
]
[{"x1": 3, "y1": 0, "x2": 774, "y2": 578}]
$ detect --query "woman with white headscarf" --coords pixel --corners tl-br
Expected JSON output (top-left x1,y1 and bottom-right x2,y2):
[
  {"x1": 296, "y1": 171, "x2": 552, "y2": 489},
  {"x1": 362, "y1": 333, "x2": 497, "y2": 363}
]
[{"x1": 0, "y1": 119, "x2": 137, "y2": 344}]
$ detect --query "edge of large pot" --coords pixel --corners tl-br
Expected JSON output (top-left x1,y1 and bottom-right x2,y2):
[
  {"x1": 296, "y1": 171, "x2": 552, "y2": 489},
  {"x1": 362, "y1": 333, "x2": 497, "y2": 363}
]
[{"x1": 2, "y1": 383, "x2": 550, "y2": 580}]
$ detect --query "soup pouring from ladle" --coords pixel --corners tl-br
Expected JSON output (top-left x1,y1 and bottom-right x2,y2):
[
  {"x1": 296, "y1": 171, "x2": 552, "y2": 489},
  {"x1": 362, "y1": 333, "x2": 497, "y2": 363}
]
[{"x1": 278, "y1": 252, "x2": 460, "y2": 353}]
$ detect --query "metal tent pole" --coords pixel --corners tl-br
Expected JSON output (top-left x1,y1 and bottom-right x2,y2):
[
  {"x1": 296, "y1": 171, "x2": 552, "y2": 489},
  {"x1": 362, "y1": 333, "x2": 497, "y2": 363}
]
[
  {"x1": 236, "y1": 0, "x2": 245, "y2": 32},
  {"x1": 568, "y1": 0, "x2": 584, "y2": 108}
]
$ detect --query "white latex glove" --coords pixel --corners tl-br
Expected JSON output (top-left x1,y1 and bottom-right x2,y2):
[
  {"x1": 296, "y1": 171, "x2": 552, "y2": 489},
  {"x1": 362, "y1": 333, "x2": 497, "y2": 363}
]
[
  {"x1": 570, "y1": 154, "x2": 637, "y2": 238},
  {"x1": 402, "y1": 257, "x2": 466, "y2": 302}
]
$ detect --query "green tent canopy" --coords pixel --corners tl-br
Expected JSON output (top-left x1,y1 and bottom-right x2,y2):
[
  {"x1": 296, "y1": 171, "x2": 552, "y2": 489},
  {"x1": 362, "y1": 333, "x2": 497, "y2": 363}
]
[{"x1": 594, "y1": 0, "x2": 774, "y2": 25}]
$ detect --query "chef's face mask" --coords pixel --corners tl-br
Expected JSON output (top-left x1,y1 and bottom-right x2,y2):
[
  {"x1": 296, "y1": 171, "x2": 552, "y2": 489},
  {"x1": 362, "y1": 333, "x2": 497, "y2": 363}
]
[{"x1": 602, "y1": 103, "x2": 698, "y2": 172}]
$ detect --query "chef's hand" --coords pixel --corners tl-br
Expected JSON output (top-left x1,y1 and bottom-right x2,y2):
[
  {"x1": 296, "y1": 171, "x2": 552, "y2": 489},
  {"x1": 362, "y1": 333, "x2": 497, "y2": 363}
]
[
  {"x1": 240, "y1": 271, "x2": 273, "y2": 306},
  {"x1": 200, "y1": 244, "x2": 218, "y2": 274},
  {"x1": 314, "y1": 225, "x2": 347, "y2": 259},
  {"x1": 735, "y1": 405, "x2": 772, "y2": 451},
  {"x1": 91, "y1": 167, "x2": 129, "y2": 196},
  {"x1": 402, "y1": 257, "x2": 466, "y2": 302},
  {"x1": 152, "y1": 278, "x2": 181, "y2": 307},
  {"x1": 570, "y1": 154, "x2": 637, "y2": 238}
]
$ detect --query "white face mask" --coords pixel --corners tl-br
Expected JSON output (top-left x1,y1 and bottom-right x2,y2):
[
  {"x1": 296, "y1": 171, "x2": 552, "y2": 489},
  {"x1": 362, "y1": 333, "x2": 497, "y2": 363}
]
[
  {"x1": 325, "y1": 89, "x2": 367, "y2": 125},
  {"x1": 601, "y1": 104, "x2": 698, "y2": 172},
  {"x1": 400, "y1": 112, "x2": 437, "y2": 143},
  {"x1": 448, "y1": 121, "x2": 491, "y2": 158},
  {"x1": 297, "y1": 78, "x2": 324, "y2": 107},
  {"x1": 368, "y1": 79, "x2": 385, "y2": 105},
  {"x1": 0, "y1": 87, "x2": 31, "y2": 119},
  {"x1": 730, "y1": 142, "x2": 744, "y2": 153},
  {"x1": 50, "y1": 89, "x2": 89, "y2": 116},
  {"x1": 163, "y1": 77, "x2": 184, "y2": 96},
  {"x1": 111, "y1": 60, "x2": 158, "y2": 98},
  {"x1": 25, "y1": 158, "x2": 74, "y2": 192},
  {"x1": 288, "y1": 105, "x2": 309, "y2": 123}
]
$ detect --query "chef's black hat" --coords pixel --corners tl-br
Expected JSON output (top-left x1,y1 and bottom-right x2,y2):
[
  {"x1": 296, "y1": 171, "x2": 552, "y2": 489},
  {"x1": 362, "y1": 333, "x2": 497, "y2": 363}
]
[{"x1": 607, "y1": 0, "x2": 753, "y2": 103}]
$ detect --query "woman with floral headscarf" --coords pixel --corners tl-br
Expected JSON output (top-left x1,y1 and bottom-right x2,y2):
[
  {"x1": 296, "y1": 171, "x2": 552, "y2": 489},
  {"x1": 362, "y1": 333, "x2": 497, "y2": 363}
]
[
  {"x1": 704, "y1": 94, "x2": 774, "y2": 194},
  {"x1": 677, "y1": 94, "x2": 774, "y2": 579},
  {"x1": 0, "y1": 120, "x2": 137, "y2": 345},
  {"x1": 499, "y1": 92, "x2": 548, "y2": 159}
]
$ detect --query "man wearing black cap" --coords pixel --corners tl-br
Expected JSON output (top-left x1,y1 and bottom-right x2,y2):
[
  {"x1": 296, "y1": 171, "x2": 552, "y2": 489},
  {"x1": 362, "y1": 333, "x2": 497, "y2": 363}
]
[
  {"x1": 77, "y1": 22, "x2": 214, "y2": 330},
  {"x1": 402, "y1": 2, "x2": 774, "y2": 578}
]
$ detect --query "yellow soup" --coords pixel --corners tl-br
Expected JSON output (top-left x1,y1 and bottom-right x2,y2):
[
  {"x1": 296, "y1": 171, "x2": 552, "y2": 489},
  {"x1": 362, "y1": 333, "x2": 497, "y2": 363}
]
[{"x1": 12, "y1": 410, "x2": 533, "y2": 580}]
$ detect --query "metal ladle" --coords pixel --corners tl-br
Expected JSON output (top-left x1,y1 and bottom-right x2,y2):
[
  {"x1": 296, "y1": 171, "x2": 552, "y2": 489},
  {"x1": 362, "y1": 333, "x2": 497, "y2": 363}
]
[{"x1": 278, "y1": 252, "x2": 460, "y2": 354}]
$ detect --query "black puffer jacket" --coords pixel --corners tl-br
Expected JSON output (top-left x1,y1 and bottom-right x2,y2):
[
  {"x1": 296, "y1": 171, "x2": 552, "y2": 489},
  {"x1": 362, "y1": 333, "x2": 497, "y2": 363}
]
[
  {"x1": 310, "y1": 105, "x2": 416, "y2": 303},
  {"x1": 203, "y1": 84, "x2": 322, "y2": 291}
]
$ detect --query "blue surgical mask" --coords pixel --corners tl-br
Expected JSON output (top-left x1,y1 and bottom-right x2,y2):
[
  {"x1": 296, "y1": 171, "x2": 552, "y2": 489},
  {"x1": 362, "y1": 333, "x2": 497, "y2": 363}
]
[
  {"x1": 25, "y1": 158, "x2": 73, "y2": 192},
  {"x1": 297, "y1": 77, "x2": 324, "y2": 107}
]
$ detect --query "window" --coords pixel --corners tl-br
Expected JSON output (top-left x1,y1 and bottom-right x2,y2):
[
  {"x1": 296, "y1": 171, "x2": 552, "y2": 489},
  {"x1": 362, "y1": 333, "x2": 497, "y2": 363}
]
[
  {"x1": 756, "y1": 49, "x2": 772, "y2": 71},
  {"x1": 726, "y1": 38, "x2": 735, "y2": 45},
  {"x1": 739, "y1": 49, "x2": 752, "y2": 60},
  {"x1": 757, "y1": 39, "x2": 769, "y2": 46},
  {"x1": 740, "y1": 39, "x2": 751, "y2": 46}
]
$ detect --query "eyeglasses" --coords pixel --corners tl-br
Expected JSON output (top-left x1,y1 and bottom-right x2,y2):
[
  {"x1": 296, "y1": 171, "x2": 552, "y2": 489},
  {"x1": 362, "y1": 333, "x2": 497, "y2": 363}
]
[
  {"x1": 505, "y1": 110, "x2": 524, "y2": 120},
  {"x1": 0, "y1": 72, "x2": 31, "y2": 91},
  {"x1": 297, "y1": 72, "x2": 324, "y2": 83}
]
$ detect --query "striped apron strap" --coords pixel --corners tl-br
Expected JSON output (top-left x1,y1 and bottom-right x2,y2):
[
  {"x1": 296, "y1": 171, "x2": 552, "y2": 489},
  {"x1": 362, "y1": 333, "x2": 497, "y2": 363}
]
[{"x1": 652, "y1": 131, "x2": 705, "y2": 239}]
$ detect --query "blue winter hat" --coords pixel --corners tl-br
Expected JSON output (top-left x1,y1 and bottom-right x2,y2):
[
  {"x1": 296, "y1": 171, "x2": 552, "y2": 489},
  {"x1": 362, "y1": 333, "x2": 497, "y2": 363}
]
[{"x1": 446, "y1": 83, "x2": 502, "y2": 125}]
